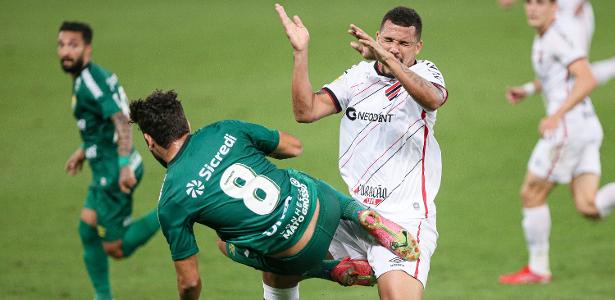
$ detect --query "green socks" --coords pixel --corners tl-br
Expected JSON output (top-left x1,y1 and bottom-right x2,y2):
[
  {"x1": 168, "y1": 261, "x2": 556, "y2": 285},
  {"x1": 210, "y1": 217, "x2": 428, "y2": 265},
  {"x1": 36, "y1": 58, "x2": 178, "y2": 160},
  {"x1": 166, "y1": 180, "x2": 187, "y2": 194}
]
[
  {"x1": 302, "y1": 259, "x2": 340, "y2": 281},
  {"x1": 79, "y1": 221, "x2": 112, "y2": 300},
  {"x1": 121, "y1": 209, "x2": 159, "y2": 257},
  {"x1": 339, "y1": 196, "x2": 368, "y2": 222}
]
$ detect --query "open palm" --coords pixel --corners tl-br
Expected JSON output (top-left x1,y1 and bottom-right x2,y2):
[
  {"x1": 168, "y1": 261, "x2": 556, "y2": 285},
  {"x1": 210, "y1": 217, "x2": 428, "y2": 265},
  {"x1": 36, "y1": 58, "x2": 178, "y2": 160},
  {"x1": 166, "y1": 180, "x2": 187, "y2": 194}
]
[{"x1": 275, "y1": 3, "x2": 309, "y2": 52}]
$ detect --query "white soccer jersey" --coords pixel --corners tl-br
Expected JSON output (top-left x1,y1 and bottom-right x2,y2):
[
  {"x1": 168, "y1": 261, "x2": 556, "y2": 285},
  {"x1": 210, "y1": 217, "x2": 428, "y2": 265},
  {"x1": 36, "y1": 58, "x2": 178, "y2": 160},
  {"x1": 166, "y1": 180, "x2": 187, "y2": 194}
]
[
  {"x1": 531, "y1": 18, "x2": 598, "y2": 127},
  {"x1": 323, "y1": 60, "x2": 447, "y2": 220},
  {"x1": 556, "y1": 0, "x2": 594, "y2": 51}
]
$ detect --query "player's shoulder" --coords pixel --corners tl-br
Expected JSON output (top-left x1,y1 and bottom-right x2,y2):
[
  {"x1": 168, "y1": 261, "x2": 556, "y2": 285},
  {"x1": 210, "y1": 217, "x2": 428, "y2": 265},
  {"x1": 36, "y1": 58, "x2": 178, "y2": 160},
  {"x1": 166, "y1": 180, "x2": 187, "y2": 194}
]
[
  {"x1": 545, "y1": 18, "x2": 582, "y2": 48},
  {"x1": 78, "y1": 62, "x2": 116, "y2": 98},
  {"x1": 340, "y1": 60, "x2": 375, "y2": 76},
  {"x1": 414, "y1": 59, "x2": 446, "y2": 86}
]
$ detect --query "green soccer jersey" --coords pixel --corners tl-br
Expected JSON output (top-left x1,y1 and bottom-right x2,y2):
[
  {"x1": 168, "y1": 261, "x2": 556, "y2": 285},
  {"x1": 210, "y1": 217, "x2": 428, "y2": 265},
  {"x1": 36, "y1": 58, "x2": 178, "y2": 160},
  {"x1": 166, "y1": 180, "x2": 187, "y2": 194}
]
[
  {"x1": 71, "y1": 62, "x2": 141, "y2": 187},
  {"x1": 158, "y1": 120, "x2": 318, "y2": 261}
]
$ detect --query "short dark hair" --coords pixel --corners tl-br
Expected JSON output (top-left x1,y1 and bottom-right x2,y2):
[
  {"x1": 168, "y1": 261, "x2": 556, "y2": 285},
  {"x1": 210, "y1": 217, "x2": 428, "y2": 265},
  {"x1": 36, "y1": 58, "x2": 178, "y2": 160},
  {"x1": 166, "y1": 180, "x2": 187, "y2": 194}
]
[
  {"x1": 129, "y1": 90, "x2": 190, "y2": 149},
  {"x1": 380, "y1": 7, "x2": 422, "y2": 39},
  {"x1": 59, "y1": 21, "x2": 93, "y2": 44}
]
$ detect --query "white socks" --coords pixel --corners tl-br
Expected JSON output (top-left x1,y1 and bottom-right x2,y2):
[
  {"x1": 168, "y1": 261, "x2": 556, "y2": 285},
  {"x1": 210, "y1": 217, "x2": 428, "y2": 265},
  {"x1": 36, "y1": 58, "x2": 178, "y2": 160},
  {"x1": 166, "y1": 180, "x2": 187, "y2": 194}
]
[
  {"x1": 591, "y1": 57, "x2": 615, "y2": 85},
  {"x1": 263, "y1": 282, "x2": 299, "y2": 300},
  {"x1": 596, "y1": 183, "x2": 615, "y2": 218},
  {"x1": 522, "y1": 205, "x2": 551, "y2": 275}
]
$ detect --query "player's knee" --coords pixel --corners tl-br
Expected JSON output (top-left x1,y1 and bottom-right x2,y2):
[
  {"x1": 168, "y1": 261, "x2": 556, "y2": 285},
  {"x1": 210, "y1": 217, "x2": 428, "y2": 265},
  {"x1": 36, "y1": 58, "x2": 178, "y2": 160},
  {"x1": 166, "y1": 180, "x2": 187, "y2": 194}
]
[
  {"x1": 78, "y1": 220, "x2": 98, "y2": 243},
  {"x1": 216, "y1": 240, "x2": 228, "y2": 257},
  {"x1": 103, "y1": 241, "x2": 124, "y2": 259},
  {"x1": 575, "y1": 201, "x2": 600, "y2": 219},
  {"x1": 80, "y1": 209, "x2": 97, "y2": 226},
  {"x1": 262, "y1": 272, "x2": 300, "y2": 288}
]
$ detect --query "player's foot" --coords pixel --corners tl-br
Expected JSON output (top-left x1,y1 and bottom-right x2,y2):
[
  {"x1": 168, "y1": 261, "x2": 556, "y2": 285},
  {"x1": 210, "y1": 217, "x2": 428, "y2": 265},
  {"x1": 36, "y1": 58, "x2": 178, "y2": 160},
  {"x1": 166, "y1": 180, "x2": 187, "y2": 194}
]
[
  {"x1": 330, "y1": 257, "x2": 377, "y2": 286},
  {"x1": 358, "y1": 210, "x2": 420, "y2": 261},
  {"x1": 499, "y1": 266, "x2": 552, "y2": 285}
]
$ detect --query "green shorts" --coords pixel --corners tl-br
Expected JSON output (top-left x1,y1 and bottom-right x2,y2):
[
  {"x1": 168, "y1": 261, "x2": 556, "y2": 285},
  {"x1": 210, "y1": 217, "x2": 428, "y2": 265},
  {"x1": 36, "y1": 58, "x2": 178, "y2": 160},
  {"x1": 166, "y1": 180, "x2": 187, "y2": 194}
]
[
  {"x1": 225, "y1": 178, "x2": 342, "y2": 275},
  {"x1": 84, "y1": 159, "x2": 144, "y2": 241}
]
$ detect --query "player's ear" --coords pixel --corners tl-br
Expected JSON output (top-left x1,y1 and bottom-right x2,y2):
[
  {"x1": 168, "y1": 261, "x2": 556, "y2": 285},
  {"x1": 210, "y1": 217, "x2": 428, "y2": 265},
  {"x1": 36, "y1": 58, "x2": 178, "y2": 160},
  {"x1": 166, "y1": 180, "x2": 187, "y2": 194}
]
[
  {"x1": 415, "y1": 40, "x2": 423, "y2": 55},
  {"x1": 143, "y1": 133, "x2": 155, "y2": 150}
]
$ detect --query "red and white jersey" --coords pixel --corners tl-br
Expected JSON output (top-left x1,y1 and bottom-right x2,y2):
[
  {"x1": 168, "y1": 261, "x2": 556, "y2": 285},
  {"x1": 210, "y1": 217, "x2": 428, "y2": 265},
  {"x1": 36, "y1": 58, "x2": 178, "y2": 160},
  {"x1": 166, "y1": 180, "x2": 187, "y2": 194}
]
[
  {"x1": 531, "y1": 18, "x2": 598, "y2": 126},
  {"x1": 323, "y1": 60, "x2": 447, "y2": 220}
]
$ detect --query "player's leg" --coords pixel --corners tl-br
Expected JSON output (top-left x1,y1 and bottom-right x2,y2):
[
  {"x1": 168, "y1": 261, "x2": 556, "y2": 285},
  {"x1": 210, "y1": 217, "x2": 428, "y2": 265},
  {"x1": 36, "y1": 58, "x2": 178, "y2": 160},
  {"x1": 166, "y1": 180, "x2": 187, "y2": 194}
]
[
  {"x1": 369, "y1": 216, "x2": 437, "y2": 300},
  {"x1": 79, "y1": 192, "x2": 113, "y2": 300},
  {"x1": 499, "y1": 172, "x2": 555, "y2": 284},
  {"x1": 316, "y1": 179, "x2": 419, "y2": 261},
  {"x1": 591, "y1": 57, "x2": 615, "y2": 86},
  {"x1": 571, "y1": 142, "x2": 615, "y2": 218},
  {"x1": 570, "y1": 173, "x2": 601, "y2": 218},
  {"x1": 377, "y1": 271, "x2": 423, "y2": 300},
  {"x1": 100, "y1": 165, "x2": 159, "y2": 258}
]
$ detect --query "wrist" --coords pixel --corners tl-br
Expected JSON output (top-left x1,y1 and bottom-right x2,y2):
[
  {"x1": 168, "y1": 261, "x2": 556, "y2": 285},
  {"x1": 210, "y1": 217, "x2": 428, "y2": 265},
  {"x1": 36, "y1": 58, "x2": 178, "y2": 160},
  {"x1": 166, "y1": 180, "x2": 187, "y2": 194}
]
[
  {"x1": 118, "y1": 155, "x2": 130, "y2": 168},
  {"x1": 522, "y1": 81, "x2": 536, "y2": 96}
]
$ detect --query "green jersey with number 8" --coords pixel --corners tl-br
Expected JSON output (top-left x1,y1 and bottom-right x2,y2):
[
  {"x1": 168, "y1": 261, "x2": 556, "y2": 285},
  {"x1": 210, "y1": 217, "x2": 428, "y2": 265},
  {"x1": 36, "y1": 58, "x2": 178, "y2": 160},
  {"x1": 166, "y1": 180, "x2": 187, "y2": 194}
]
[{"x1": 158, "y1": 120, "x2": 318, "y2": 261}]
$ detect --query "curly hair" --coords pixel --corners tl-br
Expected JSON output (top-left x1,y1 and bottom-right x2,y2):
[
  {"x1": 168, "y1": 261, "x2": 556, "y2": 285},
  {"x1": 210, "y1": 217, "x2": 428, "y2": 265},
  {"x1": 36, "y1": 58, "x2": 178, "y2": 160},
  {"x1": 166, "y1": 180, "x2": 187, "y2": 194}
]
[
  {"x1": 59, "y1": 21, "x2": 93, "y2": 44},
  {"x1": 129, "y1": 90, "x2": 190, "y2": 148}
]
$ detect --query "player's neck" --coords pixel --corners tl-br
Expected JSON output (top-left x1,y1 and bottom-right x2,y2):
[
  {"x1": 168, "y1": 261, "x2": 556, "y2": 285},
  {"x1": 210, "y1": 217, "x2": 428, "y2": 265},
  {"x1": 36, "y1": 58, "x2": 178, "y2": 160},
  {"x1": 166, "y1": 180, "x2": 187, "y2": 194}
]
[
  {"x1": 537, "y1": 17, "x2": 555, "y2": 36},
  {"x1": 165, "y1": 133, "x2": 190, "y2": 164}
]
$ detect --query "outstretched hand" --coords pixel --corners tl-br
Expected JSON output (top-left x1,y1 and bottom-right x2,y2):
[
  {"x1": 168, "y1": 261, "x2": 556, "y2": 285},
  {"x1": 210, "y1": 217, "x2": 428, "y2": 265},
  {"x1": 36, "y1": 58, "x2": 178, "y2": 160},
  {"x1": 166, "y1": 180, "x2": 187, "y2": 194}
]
[
  {"x1": 348, "y1": 24, "x2": 395, "y2": 65},
  {"x1": 275, "y1": 3, "x2": 309, "y2": 52}
]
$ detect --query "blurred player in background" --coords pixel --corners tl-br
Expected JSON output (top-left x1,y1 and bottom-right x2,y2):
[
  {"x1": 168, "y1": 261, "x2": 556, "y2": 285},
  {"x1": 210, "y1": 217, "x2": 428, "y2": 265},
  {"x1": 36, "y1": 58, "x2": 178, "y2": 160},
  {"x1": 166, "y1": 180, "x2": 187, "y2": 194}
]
[
  {"x1": 57, "y1": 21, "x2": 159, "y2": 300},
  {"x1": 129, "y1": 90, "x2": 420, "y2": 300},
  {"x1": 499, "y1": 0, "x2": 615, "y2": 85},
  {"x1": 500, "y1": 0, "x2": 615, "y2": 285},
  {"x1": 276, "y1": 4, "x2": 447, "y2": 299}
]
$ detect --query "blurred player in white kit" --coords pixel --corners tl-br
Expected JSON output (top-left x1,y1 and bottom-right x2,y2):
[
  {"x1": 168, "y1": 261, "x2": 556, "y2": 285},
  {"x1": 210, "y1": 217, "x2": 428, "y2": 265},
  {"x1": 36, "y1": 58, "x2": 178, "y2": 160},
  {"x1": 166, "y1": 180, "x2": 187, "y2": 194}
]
[
  {"x1": 500, "y1": 0, "x2": 615, "y2": 285},
  {"x1": 499, "y1": 0, "x2": 615, "y2": 85}
]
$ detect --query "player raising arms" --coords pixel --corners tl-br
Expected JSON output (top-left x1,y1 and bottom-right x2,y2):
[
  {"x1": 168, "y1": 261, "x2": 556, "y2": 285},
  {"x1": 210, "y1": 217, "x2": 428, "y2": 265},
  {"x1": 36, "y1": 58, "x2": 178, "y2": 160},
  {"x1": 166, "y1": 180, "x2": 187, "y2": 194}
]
[
  {"x1": 499, "y1": 0, "x2": 615, "y2": 86},
  {"x1": 499, "y1": 0, "x2": 615, "y2": 285},
  {"x1": 57, "y1": 21, "x2": 159, "y2": 300},
  {"x1": 276, "y1": 4, "x2": 447, "y2": 299},
  {"x1": 129, "y1": 90, "x2": 420, "y2": 300}
]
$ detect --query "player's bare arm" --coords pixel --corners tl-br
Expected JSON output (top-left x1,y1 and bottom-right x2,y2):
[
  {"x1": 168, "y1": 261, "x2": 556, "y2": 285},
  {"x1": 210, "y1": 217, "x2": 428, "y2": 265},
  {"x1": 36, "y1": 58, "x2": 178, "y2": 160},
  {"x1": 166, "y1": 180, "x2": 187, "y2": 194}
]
[
  {"x1": 350, "y1": 24, "x2": 444, "y2": 111},
  {"x1": 65, "y1": 147, "x2": 85, "y2": 176},
  {"x1": 174, "y1": 255, "x2": 202, "y2": 300},
  {"x1": 111, "y1": 112, "x2": 136, "y2": 193},
  {"x1": 269, "y1": 130, "x2": 303, "y2": 159},
  {"x1": 506, "y1": 79, "x2": 542, "y2": 104},
  {"x1": 275, "y1": 3, "x2": 338, "y2": 123},
  {"x1": 539, "y1": 58, "x2": 597, "y2": 137}
]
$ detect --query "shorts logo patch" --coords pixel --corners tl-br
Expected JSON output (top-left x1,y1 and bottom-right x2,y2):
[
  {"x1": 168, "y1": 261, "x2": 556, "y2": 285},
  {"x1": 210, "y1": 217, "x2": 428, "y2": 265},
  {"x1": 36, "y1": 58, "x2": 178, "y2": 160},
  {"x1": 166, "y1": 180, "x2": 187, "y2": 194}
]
[
  {"x1": 186, "y1": 179, "x2": 204, "y2": 198},
  {"x1": 388, "y1": 256, "x2": 405, "y2": 267},
  {"x1": 96, "y1": 225, "x2": 106, "y2": 238}
]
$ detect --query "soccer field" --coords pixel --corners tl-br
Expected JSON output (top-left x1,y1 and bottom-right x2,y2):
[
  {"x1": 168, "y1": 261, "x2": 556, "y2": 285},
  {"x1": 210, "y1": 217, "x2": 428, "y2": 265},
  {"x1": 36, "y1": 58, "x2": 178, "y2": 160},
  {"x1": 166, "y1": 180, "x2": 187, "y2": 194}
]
[{"x1": 1, "y1": 0, "x2": 614, "y2": 299}]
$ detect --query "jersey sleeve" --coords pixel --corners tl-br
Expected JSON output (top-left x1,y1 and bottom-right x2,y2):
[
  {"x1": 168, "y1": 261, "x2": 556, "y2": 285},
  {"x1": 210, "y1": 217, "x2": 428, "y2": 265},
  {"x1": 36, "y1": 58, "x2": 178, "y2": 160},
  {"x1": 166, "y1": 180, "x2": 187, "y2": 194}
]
[
  {"x1": 413, "y1": 60, "x2": 448, "y2": 102},
  {"x1": 232, "y1": 120, "x2": 280, "y2": 154},
  {"x1": 158, "y1": 197, "x2": 199, "y2": 261},
  {"x1": 322, "y1": 66, "x2": 356, "y2": 112},
  {"x1": 550, "y1": 25, "x2": 586, "y2": 67}
]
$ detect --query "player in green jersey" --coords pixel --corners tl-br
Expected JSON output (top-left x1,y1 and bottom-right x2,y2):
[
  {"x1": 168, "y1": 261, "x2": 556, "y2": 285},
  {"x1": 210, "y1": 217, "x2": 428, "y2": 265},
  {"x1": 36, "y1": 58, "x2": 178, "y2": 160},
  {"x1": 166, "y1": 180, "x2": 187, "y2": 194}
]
[
  {"x1": 57, "y1": 21, "x2": 160, "y2": 300},
  {"x1": 129, "y1": 90, "x2": 419, "y2": 299}
]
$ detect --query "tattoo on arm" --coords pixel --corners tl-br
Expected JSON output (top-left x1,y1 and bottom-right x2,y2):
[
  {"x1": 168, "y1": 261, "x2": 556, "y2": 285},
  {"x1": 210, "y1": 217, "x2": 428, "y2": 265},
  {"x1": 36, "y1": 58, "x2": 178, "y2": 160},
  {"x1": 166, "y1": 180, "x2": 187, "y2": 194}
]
[
  {"x1": 398, "y1": 61, "x2": 443, "y2": 101},
  {"x1": 111, "y1": 112, "x2": 132, "y2": 157}
]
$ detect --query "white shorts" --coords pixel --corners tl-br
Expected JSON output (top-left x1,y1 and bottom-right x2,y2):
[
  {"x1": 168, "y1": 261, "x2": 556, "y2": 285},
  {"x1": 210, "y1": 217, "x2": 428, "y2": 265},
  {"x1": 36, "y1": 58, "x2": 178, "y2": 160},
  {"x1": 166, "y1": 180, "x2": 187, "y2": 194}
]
[
  {"x1": 328, "y1": 215, "x2": 438, "y2": 288},
  {"x1": 528, "y1": 124, "x2": 602, "y2": 184}
]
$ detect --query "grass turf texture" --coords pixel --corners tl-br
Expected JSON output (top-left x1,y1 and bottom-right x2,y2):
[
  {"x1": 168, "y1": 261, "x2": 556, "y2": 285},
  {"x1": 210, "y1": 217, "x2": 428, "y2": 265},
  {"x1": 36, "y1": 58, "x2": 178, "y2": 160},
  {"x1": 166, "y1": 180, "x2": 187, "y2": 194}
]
[{"x1": 1, "y1": 0, "x2": 614, "y2": 299}]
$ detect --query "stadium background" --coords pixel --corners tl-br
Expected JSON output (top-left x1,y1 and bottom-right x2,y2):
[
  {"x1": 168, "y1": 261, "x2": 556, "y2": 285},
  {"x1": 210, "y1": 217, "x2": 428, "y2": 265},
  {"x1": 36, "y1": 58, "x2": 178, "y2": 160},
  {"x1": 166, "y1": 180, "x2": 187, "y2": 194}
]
[{"x1": 1, "y1": 0, "x2": 614, "y2": 299}]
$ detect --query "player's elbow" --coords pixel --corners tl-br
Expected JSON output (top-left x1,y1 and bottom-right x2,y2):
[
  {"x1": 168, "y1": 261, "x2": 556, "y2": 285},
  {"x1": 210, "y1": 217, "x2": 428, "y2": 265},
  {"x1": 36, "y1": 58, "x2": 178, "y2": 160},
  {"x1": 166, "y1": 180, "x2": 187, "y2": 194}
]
[{"x1": 293, "y1": 111, "x2": 316, "y2": 123}]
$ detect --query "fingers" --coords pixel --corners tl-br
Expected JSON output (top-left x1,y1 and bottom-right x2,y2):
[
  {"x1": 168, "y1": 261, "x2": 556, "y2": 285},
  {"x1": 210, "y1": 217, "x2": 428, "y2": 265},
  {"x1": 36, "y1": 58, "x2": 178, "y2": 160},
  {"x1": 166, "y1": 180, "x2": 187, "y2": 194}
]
[
  {"x1": 349, "y1": 24, "x2": 373, "y2": 41},
  {"x1": 293, "y1": 15, "x2": 304, "y2": 28},
  {"x1": 119, "y1": 177, "x2": 136, "y2": 194},
  {"x1": 275, "y1": 3, "x2": 292, "y2": 26}
]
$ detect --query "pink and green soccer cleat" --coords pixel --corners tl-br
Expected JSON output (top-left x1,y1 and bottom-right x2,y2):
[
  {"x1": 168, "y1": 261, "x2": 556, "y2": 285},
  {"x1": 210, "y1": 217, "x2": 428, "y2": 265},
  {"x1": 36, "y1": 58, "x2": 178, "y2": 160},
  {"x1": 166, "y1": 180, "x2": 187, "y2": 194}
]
[
  {"x1": 330, "y1": 257, "x2": 377, "y2": 286},
  {"x1": 358, "y1": 210, "x2": 420, "y2": 261}
]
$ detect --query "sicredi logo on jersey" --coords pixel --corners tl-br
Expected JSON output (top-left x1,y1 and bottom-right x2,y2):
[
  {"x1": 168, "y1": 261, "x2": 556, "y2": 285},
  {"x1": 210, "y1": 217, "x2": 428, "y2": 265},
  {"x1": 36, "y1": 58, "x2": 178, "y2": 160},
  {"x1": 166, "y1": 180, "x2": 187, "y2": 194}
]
[
  {"x1": 345, "y1": 107, "x2": 393, "y2": 123},
  {"x1": 198, "y1": 133, "x2": 237, "y2": 182}
]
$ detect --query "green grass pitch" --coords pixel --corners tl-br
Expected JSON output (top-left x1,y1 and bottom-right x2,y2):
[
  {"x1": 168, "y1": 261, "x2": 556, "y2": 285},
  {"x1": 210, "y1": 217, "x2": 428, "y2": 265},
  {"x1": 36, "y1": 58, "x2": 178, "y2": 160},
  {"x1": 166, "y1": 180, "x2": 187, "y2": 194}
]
[{"x1": 1, "y1": 0, "x2": 614, "y2": 299}]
